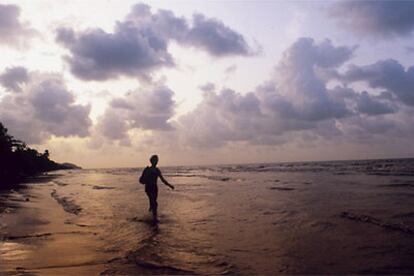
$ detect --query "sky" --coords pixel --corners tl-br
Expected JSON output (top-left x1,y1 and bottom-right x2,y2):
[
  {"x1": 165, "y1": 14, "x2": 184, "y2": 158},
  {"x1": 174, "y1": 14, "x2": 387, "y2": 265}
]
[{"x1": 1, "y1": 0, "x2": 414, "y2": 168}]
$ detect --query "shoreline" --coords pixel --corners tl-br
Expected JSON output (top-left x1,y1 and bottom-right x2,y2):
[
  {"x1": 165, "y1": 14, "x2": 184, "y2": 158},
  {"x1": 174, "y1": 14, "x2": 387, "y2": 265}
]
[{"x1": 0, "y1": 176, "x2": 108, "y2": 275}]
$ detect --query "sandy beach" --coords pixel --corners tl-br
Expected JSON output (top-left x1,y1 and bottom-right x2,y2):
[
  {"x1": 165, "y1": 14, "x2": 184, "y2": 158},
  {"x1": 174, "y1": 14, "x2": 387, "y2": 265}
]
[{"x1": 2, "y1": 159, "x2": 414, "y2": 275}]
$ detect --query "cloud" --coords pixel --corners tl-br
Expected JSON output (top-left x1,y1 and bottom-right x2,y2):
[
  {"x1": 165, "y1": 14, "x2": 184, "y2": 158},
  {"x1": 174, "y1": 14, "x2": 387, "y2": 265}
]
[
  {"x1": 330, "y1": 86, "x2": 397, "y2": 116},
  {"x1": 329, "y1": 1, "x2": 414, "y2": 38},
  {"x1": 176, "y1": 89, "x2": 266, "y2": 148},
  {"x1": 97, "y1": 109, "x2": 129, "y2": 141},
  {"x1": 355, "y1": 91, "x2": 396, "y2": 116},
  {"x1": 95, "y1": 83, "x2": 175, "y2": 145},
  {"x1": 270, "y1": 38, "x2": 354, "y2": 121},
  {"x1": 199, "y1": 82, "x2": 216, "y2": 92},
  {"x1": 85, "y1": 37, "x2": 414, "y2": 152},
  {"x1": 0, "y1": 4, "x2": 36, "y2": 47},
  {"x1": 126, "y1": 3, "x2": 254, "y2": 57},
  {"x1": 171, "y1": 38, "x2": 357, "y2": 148},
  {"x1": 341, "y1": 59, "x2": 414, "y2": 106},
  {"x1": 406, "y1": 46, "x2": 414, "y2": 54},
  {"x1": 56, "y1": 25, "x2": 174, "y2": 81},
  {"x1": 184, "y1": 14, "x2": 252, "y2": 56},
  {"x1": 0, "y1": 68, "x2": 92, "y2": 144},
  {"x1": 164, "y1": 37, "x2": 414, "y2": 151},
  {"x1": 0, "y1": 66, "x2": 29, "y2": 92},
  {"x1": 125, "y1": 3, "x2": 189, "y2": 41},
  {"x1": 225, "y1": 64, "x2": 237, "y2": 75},
  {"x1": 56, "y1": 3, "x2": 253, "y2": 81}
]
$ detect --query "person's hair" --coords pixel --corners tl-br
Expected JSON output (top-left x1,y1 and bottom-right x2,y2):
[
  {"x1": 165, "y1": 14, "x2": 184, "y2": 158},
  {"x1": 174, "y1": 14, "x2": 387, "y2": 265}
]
[{"x1": 150, "y1": 155, "x2": 158, "y2": 165}]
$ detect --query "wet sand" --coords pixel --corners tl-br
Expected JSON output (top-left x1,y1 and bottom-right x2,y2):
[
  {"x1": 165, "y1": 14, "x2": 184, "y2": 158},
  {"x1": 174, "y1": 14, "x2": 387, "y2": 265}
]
[
  {"x1": 2, "y1": 159, "x2": 414, "y2": 274},
  {"x1": 0, "y1": 178, "x2": 108, "y2": 275}
]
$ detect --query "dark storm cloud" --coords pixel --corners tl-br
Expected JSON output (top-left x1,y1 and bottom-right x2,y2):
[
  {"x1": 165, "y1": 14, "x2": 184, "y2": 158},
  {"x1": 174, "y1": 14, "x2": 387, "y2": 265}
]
[
  {"x1": 329, "y1": 1, "x2": 414, "y2": 38},
  {"x1": 96, "y1": 84, "x2": 175, "y2": 143},
  {"x1": 56, "y1": 3, "x2": 253, "y2": 81},
  {"x1": 0, "y1": 4, "x2": 36, "y2": 47},
  {"x1": 0, "y1": 69, "x2": 92, "y2": 144},
  {"x1": 0, "y1": 66, "x2": 29, "y2": 92},
  {"x1": 341, "y1": 59, "x2": 414, "y2": 106}
]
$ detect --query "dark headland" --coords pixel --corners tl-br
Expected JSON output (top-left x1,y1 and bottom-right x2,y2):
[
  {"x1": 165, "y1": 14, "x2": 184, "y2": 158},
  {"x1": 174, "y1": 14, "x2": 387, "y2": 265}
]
[{"x1": 0, "y1": 122, "x2": 81, "y2": 189}]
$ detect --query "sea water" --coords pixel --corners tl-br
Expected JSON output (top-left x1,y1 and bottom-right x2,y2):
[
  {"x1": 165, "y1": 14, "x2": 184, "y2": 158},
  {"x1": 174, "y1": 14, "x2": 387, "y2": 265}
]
[{"x1": 1, "y1": 158, "x2": 414, "y2": 274}]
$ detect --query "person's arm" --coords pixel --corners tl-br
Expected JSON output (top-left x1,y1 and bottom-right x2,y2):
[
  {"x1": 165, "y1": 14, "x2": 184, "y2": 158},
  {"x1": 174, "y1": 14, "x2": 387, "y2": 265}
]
[{"x1": 159, "y1": 169, "x2": 174, "y2": 189}]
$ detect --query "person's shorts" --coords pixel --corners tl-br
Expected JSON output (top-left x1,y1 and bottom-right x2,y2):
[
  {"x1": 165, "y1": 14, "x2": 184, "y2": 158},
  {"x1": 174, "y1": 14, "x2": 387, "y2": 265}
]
[{"x1": 145, "y1": 184, "x2": 158, "y2": 196}]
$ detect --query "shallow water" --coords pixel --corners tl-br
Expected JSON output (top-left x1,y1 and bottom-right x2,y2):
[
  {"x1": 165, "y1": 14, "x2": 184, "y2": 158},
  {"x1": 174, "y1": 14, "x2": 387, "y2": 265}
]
[{"x1": 1, "y1": 158, "x2": 414, "y2": 274}]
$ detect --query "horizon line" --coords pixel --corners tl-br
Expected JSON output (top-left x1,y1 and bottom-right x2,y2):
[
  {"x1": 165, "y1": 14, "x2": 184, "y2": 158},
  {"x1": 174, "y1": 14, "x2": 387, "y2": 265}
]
[{"x1": 79, "y1": 156, "x2": 414, "y2": 170}]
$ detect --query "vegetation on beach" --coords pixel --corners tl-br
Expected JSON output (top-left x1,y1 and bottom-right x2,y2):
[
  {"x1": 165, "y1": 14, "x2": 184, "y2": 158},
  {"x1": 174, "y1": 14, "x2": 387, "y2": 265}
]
[{"x1": 0, "y1": 122, "x2": 78, "y2": 188}]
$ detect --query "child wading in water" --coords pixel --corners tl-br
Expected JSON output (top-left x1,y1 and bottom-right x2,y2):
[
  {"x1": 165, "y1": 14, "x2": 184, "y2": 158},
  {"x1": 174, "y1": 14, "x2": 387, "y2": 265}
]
[{"x1": 140, "y1": 155, "x2": 174, "y2": 222}]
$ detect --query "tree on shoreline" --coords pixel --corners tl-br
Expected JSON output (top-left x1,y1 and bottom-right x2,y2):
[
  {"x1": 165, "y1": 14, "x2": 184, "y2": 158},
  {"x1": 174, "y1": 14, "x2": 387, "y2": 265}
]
[{"x1": 0, "y1": 122, "x2": 69, "y2": 188}]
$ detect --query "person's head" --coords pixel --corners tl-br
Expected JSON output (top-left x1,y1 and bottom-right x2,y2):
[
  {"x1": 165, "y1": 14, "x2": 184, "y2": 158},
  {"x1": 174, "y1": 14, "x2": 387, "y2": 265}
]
[{"x1": 150, "y1": 155, "x2": 158, "y2": 166}]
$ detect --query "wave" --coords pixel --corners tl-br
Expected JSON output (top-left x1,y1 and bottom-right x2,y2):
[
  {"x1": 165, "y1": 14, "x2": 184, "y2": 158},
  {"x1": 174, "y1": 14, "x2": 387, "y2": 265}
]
[
  {"x1": 133, "y1": 259, "x2": 194, "y2": 275},
  {"x1": 3, "y1": 230, "x2": 96, "y2": 241},
  {"x1": 92, "y1": 185, "x2": 115, "y2": 190},
  {"x1": 166, "y1": 173, "x2": 235, "y2": 182},
  {"x1": 53, "y1": 180, "x2": 69, "y2": 186},
  {"x1": 51, "y1": 189, "x2": 82, "y2": 215},
  {"x1": 84, "y1": 158, "x2": 414, "y2": 180},
  {"x1": 172, "y1": 158, "x2": 414, "y2": 176},
  {"x1": 268, "y1": 186, "x2": 295, "y2": 191},
  {"x1": 378, "y1": 183, "x2": 414, "y2": 188},
  {"x1": 3, "y1": 232, "x2": 52, "y2": 240},
  {"x1": 340, "y1": 211, "x2": 414, "y2": 235},
  {"x1": 393, "y1": 212, "x2": 414, "y2": 219}
]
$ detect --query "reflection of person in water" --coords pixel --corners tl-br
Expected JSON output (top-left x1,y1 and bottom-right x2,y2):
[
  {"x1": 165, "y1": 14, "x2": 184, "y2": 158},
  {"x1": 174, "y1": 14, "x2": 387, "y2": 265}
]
[{"x1": 140, "y1": 155, "x2": 174, "y2": 222}]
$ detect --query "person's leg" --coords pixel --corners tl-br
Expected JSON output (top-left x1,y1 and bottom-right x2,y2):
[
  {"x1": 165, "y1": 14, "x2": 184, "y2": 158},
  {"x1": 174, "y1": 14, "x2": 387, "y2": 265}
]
[
  {"x1": 153, "y1": 188, "x2": 158, "y2": 219},
  {"x1": 145, "y1": 186, "x2": 158, "y2": 221},
  {"x1": 149, "y1": 192, "x2": 157, "y2": 221},
  {"x1": 148, "y1": 197, "x2": 152, "y2": 211},
  {"x1": 145, "y1": 189, "x2": 152, "y2": 212}
]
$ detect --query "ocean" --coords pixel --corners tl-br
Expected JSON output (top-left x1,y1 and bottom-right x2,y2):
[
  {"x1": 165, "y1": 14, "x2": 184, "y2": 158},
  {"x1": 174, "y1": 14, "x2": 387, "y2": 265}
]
[{"x1": 1, "y1": 158, "x2": 414, "y2": 274}]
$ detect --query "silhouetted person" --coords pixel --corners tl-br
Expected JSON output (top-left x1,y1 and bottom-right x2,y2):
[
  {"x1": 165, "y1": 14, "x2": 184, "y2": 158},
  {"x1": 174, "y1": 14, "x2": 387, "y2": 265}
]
[{"x1": 140, "y1": 155, "x2": 174, "y2": 222}]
